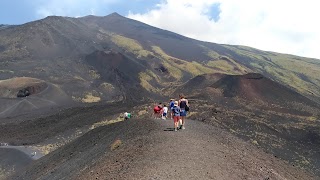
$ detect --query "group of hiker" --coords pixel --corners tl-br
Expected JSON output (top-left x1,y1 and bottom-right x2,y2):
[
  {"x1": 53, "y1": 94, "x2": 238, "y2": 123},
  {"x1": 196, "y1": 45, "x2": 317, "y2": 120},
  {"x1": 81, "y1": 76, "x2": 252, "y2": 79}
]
[{"x1": 153, "y1": 94, "x2": 189, "y2": 131}]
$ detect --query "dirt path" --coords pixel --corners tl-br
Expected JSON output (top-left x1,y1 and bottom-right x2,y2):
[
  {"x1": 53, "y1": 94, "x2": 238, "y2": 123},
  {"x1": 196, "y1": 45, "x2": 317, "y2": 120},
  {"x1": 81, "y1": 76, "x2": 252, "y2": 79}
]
[{"x1": 76, "y1": 118, "x2": 315, "y2": 180}]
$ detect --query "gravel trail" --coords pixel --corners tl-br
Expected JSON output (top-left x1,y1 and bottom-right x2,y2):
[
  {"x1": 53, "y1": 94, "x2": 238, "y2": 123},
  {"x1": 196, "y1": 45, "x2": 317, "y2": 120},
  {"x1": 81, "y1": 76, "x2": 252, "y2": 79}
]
[{"x1": 75, "y1": 117, "x2": 315, "y2": 180}]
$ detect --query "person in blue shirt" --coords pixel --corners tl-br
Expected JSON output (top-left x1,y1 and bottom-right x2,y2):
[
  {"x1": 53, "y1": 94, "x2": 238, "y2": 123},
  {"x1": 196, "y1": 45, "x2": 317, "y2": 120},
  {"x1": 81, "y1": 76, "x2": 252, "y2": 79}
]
[
  {"x1": 172, "y1": 101, "x2": 181, "y2": 131},
  {"x1": 169, "y1": 98, "x2": 175, "y2": 119}
]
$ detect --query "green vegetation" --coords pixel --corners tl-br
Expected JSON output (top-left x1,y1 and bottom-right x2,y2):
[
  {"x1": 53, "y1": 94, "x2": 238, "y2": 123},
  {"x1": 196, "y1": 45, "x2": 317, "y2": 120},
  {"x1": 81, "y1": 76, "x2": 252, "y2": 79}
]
[
  {"x1": 73, "y1": 75, "x2": 86, "y2": 81},
  {"x1": 99, "y1": 82, "x2": 115, "y2": 93},
  {"x1": 139, "y1": 45, "x2": 218, "y2": 92},
  {"x1": 251, "y1": 140, "x2": 259, "y2": 146},
  {"x1": 198, "y1": 44, "x2": 220, "y2": 59},
  {"x1": 102, "y1": 33, "x2": 320, "y2": 99},
  {"x1": 202, "y1": 44, "x2": 249, "y2": 75},
  {"x1": 207, "y1": 50, "x2": 220, "y2": 59},
  {"x1": 207, "y1": 60, "x2": 244, "y2": 75},
  {"x1": 138, "y1": 69, "x2": 170, "y2": 92},
  {"x1": 184, "y1": 61, "x2": 215, "y2": 76},
  {"x1": 89, "y1": 70, "x2": 100, "y2": 79},
  {"x1": 206, "y1": 53, "x2": 249, "y2": 75},
  {"x1": 138, "y1": 71, "x2": 158, "y2": 92},
  {"x1": 223, "y1": 45, "x2": 320, "y2": 98},
  {"x1": 0, "y1": 70, "x2": 14, "y2": 74},
  {"x1": 161, "y1": 60, "x2": 183, "y2": 80},
  {"x1": 111, "y1": 139, "x2": 122, "y2": 151},
  {"x1": 81, "y1": 92, "x2": 101, "y2": 103},
  {"x1": 90, "y1": 116, "x2": 124, "y2": 130},
  {"x1": 151, "y1": 46, "x2": 183, "y2": 80},
  {"x1": 151, "y1": 46, "x2": 170, "y2": 59},
  {"x1": 152, "y1": 46, "x2": 216, "y2": 78},
  {"x1": 111, "y1": 34, "x2": 154, "y2": 58}
]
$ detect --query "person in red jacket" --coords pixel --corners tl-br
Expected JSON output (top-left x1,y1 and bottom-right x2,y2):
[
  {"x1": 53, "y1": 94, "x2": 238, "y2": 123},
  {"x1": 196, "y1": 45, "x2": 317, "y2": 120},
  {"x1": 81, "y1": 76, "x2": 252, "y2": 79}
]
[{"x1": 153, "y1": 102, "x2": 163, "y2": 119}]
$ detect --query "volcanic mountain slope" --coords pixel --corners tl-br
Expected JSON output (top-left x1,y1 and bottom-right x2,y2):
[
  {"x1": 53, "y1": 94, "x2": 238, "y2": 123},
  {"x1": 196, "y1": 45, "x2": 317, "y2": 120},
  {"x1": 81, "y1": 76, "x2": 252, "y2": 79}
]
[
  {"x1": 0, "y1": 77, "x2": 72, "y2": 119},
  {"x1": 10, "y1": 117, "x2": 315, "y2": 180},
  {"x1": 177, "y1": 73, "x2": 319, "y2": 111},
  {"x1": 0, "y1": 12, "x2": 320, "y2": 109},
  {"x1": 0, "y1": 12, "x2": 320, "y2": 178},
  {"x1": 175, "y1": 73, "x2": 320, "y2": 176},
  {"x1": 0, "y1": 101, "x2": 139, "y2": 179}
]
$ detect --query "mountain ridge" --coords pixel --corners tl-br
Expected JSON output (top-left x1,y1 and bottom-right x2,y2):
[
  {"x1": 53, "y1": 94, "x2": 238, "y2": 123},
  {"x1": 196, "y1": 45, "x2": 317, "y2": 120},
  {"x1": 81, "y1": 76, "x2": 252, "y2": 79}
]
[{"x1": 0, "y1": 12, "x2": 319, "y2": 108}]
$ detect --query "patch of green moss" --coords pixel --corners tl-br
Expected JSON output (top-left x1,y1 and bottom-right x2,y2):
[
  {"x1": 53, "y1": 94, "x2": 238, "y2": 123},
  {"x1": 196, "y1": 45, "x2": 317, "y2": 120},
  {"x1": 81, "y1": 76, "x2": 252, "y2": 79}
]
[
  {"x1": 111, "y1": 34, "x2": 154, "y2": 58},
  {"x1": 152, "y1": 46, "x2": 216, "y2": 78},
  {"x1": 207, "y1": 58, "x2": 247, "y2": 75},
  {"x1": 207, "y1": 60, "x2": 234, "y2": 72},
  {"x1": 178, "y1": 61, "x2": 215, "y2": 76},
  {"x1": 99, "y1": 82, "x2": 115, "y2": 93},
  {"x1": 161, "y1": 60, "x2": 183, "y2": 80},
  {"x1": 89, "y1": 70, "x2": 100, "y2": 79},
  {"x1": 138, "y1": 71, "x2": 158, "y2": 92}
]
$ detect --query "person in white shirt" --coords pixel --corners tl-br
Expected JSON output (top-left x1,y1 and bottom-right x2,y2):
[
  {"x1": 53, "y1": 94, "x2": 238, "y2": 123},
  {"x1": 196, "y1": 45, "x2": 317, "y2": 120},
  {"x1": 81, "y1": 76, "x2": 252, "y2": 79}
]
[
  {"x1": 124, "y1": 112, "x2": 129, "y2": 120},
  {"x1": 162, "y1": 104, "x2": 168, "y2": 119}
]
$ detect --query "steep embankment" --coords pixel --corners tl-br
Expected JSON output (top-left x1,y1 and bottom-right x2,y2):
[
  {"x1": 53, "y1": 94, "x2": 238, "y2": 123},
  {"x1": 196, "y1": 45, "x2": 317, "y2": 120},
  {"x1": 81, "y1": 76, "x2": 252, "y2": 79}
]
[{"x1": 10, "y1": 118, "x2": 315, "y2": 180}]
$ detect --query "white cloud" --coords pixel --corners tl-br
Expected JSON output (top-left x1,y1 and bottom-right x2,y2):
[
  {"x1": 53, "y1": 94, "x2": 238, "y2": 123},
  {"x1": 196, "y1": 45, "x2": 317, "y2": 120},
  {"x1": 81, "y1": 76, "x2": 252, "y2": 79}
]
[
  {"x1": 33, "y1": 0, "x2": 119, "y2": 18},
  {"x1": 127, "y1": 0, "x2": 320, "y2": 59}
]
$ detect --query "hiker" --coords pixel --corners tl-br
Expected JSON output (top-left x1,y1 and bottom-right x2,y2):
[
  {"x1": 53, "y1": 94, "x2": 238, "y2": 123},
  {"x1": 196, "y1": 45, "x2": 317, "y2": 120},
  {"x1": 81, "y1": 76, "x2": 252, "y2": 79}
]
[
  {"x1": 162, "y1": 104, "x2": 168, "y2": 119},
  {"x1": 178, "y1": 94, "x2": 189, "y2": 130},
  {"x1": 153, "y1": 103, "x2": 163, "y2": 119},
  {"x1": 169, "y1": 98, "x2": 175, "y2": 119},
  {"x1": 124, "y1": 112, "x2": 131, "y2": 120},
  {"x1": 31, "y1": 151, "x2": 37, "y2": 157},
  {"x1": 172, "y1": 101, "x2": 181, "y2": 131}
]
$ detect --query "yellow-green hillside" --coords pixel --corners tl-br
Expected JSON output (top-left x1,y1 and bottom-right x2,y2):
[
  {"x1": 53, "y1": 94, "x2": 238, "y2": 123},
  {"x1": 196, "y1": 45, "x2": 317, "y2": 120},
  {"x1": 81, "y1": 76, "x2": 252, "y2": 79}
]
[{"x1": 223, "y1": 45, "x2": 320, "y2": 99}]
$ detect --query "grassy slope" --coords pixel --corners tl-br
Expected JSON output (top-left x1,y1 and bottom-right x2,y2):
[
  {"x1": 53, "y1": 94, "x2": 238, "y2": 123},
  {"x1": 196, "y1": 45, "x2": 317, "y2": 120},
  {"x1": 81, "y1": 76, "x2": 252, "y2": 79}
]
[
  {"x1": 108, "y1": 32, "x2": 320, "y2": 103},
  {"x1": 223, "y1": 45, "x2": 320, "y2": 101}
]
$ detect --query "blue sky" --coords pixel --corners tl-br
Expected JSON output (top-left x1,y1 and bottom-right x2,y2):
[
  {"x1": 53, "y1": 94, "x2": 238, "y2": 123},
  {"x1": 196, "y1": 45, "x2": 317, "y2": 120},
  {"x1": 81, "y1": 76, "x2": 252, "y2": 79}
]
[
  {"x1": 0, "y1": 0, "x2": 162, "y2": 25},
  {"x1": 0, "y1": 0, "x2": 319, "y2": 59}
]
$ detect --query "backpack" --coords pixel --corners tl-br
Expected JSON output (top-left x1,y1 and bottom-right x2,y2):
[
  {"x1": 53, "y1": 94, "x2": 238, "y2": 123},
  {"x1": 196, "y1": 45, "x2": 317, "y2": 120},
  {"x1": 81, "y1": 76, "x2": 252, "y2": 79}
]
[
  {"x1": 173, "y1": 106, "x2": 180, "y2": 115},
  {"x1": 185, "y1": 105, "x2": 190, "y2": 112}
]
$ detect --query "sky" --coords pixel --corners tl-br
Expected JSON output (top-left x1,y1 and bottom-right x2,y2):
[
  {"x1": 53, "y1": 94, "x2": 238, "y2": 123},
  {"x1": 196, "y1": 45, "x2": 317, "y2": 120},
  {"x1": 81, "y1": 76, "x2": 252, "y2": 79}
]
[{"x1": 1, "y1": 0, "x2": 320, "y2": 60}]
